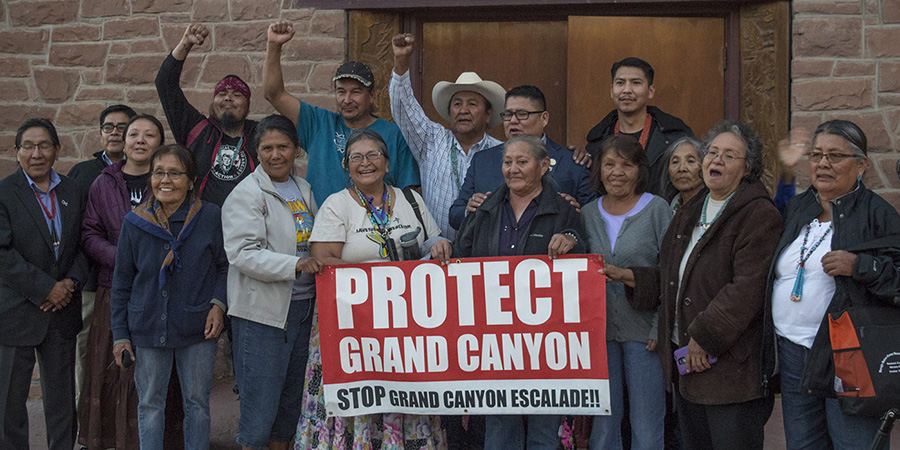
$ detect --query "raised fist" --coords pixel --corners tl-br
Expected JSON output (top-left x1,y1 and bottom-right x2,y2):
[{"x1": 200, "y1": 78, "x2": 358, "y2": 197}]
[
  {"x1": 392, "y1": 33, "x2": 415, "y2": 58},
  {"x1": 182, "y1": 24, "x2": 209, "y2": 47},
  {"x1": 268, "y1": 22, "x2": 295, "y2": 45}
]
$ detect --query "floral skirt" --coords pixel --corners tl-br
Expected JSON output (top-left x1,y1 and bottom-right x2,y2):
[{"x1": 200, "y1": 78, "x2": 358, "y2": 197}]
[{"x1": 294, "y1": 306, "x2": 447, "y2": 450}]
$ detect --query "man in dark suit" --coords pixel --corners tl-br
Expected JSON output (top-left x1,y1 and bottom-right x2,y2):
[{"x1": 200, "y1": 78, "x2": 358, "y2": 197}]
[
  {"x1": 0, "y1": 118, "x2": 87, "y2": 450},
  {"x1": 449, "y1": 85, "x2": 596, "y2": 230}
]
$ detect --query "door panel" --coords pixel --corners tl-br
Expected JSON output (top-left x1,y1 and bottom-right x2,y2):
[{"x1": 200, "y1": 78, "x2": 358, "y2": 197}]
[
  {"x1": 422, "y1": 21, "x2": 568, "y2": 143},
  {"x1": 567, "y1": 16, "x2": 725, "y2": 146}
]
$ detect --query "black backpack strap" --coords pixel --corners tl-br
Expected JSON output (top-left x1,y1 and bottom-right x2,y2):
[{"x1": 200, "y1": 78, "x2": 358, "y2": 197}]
[{"x1": 402, "y1": 186, "x2": 428, "y2": 241}]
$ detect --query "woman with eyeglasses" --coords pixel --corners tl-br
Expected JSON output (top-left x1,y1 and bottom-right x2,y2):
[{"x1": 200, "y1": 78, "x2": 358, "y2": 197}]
[
  {"x1": 606, "y1": 120, "x2": 783, "y2": 449},
  {"x1": 761, "y1": 120, "x2": 900, "y2": 450},
  {"x1": 79, "y1": 113, "x2": 165, "y2": 449},
  {"x1": 110, "y1": 144, "x2": 227, "y2": 450},
  {"x1": 297, "y1": 129, "x2": 451, "y2": 449}
]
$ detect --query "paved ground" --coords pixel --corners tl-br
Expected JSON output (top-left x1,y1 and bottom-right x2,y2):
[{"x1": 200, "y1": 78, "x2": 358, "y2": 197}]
[{"x1": 26, "y1": 375, "x2": 900, "y2": 449}]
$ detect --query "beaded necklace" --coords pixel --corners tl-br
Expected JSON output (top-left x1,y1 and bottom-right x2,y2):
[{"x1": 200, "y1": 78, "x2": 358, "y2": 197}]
[
  {"x1": 789, "y1": 221, "x2": 832, "y2": 302},
  {"x1": 355, "y1": 184, "x2": 393, "y2": 259},
  {"x1": 698, "y1": 192, "x2": 735, "y2": 236}
]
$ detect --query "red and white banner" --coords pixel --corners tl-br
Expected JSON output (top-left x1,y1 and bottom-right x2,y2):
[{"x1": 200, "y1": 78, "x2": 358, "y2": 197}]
[{"x1": 316, "y1": 254, "x2": 609, "y2": 416}]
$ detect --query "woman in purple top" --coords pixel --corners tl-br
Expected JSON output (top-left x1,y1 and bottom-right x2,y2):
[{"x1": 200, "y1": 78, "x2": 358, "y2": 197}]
[{"x1": 78, "y1": 114, "x2": 163, "y2": 449}]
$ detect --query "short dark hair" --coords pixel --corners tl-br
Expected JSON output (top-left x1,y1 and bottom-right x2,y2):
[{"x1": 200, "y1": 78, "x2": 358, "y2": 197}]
[
  {"x1": 145, "y1": 144, "x2": 198, "y2": 205},
  {"x1": 254, "y1": 114, "x2": 299, "y2": 150},
  {"x1": 125, "y1": 114, "x2": 166, "y2": 146},
  {"x1": 702, "y1": 120, "x2": 763, "y2": 182},
  {"x1": 590, "y1": 134, "x2": 650, "y2": 196},
  {"x1": 813, "y1": 120, "x2": 868, "y2": 157},
  {"x1": 16, "y1": 118, "x2": 60, "y2": 149},
  {"x1": 611, "y1": 57, "x2": 655, "y2": 85},
  {"x1": 505, "y1": 85, "x2": 546, "y2": 111},
  {"x1": 99, "y1": 104, "x2": 137, "y2": 126}
]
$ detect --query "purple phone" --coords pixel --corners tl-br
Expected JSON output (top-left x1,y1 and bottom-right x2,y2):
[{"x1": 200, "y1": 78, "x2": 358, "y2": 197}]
[{"x1": 674, "y1": 345, "x2": 718, "y2": 375}]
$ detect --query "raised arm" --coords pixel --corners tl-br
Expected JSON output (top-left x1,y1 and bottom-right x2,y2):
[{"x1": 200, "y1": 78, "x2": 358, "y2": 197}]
[
  {"x1": 264, "y1": 22, "x2": 301, "y2": 127},
  {"x1": 156, "y1": 24, "x2": 209, "y2": 143},
  {"x1": 389, "y1": 33, "x2": 443, "y2": 162}
]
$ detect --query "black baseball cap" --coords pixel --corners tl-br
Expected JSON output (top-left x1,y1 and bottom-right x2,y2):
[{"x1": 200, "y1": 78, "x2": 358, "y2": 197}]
[{"x1": 333, "y1": 61, "x2": 374, "y2": 88}]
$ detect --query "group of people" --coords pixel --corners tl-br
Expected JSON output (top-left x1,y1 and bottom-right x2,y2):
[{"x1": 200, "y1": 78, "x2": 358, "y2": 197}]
[{"x1": 0, "y1": 19, "x2": 897, "y2": 450}]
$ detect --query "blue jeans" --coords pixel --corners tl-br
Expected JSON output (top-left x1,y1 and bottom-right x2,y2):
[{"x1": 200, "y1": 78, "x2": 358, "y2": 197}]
[
  {"x1": 590, "y1": 340, "x2": 665, "y2": 450},
  {"x1": 778, "y1": 336, "x2": 886, "y2": 450},
  {"x1": 232, "y1": 298, "x2": 314, "y2": 449},
  {"x1": 484, "y1": 415, "x2": 560, "y2": 450},
  {"x1": 133, "y1": 339, "x2": 218, "y2": 450}
]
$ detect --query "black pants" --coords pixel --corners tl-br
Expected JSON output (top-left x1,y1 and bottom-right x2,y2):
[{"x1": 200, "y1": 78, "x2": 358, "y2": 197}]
[{"x1": 674, "y1": 390, "x2": 774, "y2": 450}]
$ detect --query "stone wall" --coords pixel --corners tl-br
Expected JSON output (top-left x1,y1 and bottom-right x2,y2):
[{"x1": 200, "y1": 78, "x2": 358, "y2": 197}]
[
  {"x1": 1, "y1": 0, "x2": 899, "y2": 210},
  {"x1": 0, "y1": 0, "x2": 346, "y2": 176},
  {"x1": 791, "y1": 0, "x2": 900, "y2": 207}
]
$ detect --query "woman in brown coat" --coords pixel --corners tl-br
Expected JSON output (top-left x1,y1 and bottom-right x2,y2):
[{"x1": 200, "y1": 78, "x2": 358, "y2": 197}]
[{"x1": 606, "y1": 120, "x2": 783, "y2": 450}]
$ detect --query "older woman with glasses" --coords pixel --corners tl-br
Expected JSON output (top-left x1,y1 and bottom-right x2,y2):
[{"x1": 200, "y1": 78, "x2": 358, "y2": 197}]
[
  {"x1": 607, "y1": 120, "x2": 783, "y2": 450},
  {"x1": 298, "y1": 129, "x2": 451, "y2": 449},
  {"x1": 111, "y1": 144, "x2": 227, "y2": 450},
  {"x1": 762, "y1": 120, "x2": 900, "y2": 450}
]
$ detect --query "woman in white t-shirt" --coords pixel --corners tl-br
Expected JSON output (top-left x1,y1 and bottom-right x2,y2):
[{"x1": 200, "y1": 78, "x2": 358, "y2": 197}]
[{"x1": 298, "y1": 129, "x2": 451, "y2": 450}]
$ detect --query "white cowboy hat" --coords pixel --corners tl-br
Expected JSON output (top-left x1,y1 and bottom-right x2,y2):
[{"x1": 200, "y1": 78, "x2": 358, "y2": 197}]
[{"x1": 432, "y1": 72, "x2": 506, "y2": 129}]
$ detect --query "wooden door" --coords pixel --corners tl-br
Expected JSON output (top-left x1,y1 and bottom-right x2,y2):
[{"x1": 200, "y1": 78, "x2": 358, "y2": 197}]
[
  {"x1": 567, "y1": 16, "x2": 725, "y2": 145},
  {"x1": 418, "y1": 16, "x2": 725, "y2": 147},
  {"x1": 421, "y1": 21, "x2": 568, "y2": 143}
]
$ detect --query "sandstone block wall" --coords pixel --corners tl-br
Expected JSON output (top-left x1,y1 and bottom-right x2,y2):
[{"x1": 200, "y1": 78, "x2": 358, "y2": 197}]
[
  {"x1": 1, "y1": 0, "x2": 898, "y2": 210},
  {"x1": 0, "y1": 0, "x2": 346, "y2": 176},
  {"x1": 791, "y1": 0, "x2": 900, "y2": 207}
]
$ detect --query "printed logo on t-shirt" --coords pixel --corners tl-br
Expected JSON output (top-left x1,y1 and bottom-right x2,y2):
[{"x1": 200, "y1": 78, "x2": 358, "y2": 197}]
[
  {"x1": 129, "y1": 189, "x2": 143, "y2": 209},
  {"x1": 211, "y1": 144, "x2": 248, "y2": 181},
  {"x1": 287, "y1": 199, "x2": 314, "y2": 247},
  {"x1": 334, "y1": 132, "x2": 347, "y2": 155}
]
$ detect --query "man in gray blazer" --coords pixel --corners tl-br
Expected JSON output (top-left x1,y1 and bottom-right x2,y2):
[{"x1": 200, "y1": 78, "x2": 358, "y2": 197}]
[{"x1": 0, "y1": 118, "x2": 88, "y2": 450}]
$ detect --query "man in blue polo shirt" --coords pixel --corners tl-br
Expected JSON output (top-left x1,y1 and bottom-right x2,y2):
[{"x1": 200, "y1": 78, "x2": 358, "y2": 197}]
[
  {"x1": 450, "y1": 85, "x2": 595, "y2": 230},
  {"x1": 263, "y1": 22, "x2": 420, "y2": 206}
]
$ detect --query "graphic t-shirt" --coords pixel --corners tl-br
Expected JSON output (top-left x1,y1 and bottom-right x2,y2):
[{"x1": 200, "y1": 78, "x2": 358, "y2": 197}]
[
  {"x1": 122, "y1": 172, "x2": 150, "y2": 209},
  {"x1": 310, "y1": 187, "x2": 441, "y2": 264},
  {"x1": 202, "y1": 134, "x2": 252, "y2": 206},
  {"x1": 273, "y1": 179, "x2": 316, "y2": 301},
  {"x1": 295, "y1": 101, "x2": 421, "y2": 207}
]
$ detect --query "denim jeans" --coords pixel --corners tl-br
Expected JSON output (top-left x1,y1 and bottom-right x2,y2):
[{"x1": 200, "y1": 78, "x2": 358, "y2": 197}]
[
  {"x1": 232, "y1": 298, "x2": 314, "y2": 449},
  {"x1": 133, "y1": 339, "x2": 218, "y2": 450},
  {"x1": 484, "y1": 414, "x2": 560, "y2": 450},
  {"x1": 590, "y1": 340, "x2": 666, "y2": 450},
  {"x1": 777, "y1": 336, "x2": 886, "y2": 450}
]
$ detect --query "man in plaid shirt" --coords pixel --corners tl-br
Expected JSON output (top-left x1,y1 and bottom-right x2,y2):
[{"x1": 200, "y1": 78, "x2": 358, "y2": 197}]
[{"x1": 390, "y1": 33, "x2": 506, "y2": 241}]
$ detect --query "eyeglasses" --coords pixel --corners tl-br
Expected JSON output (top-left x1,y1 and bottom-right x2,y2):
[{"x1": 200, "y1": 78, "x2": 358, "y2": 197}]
[
  {"x1": 151, "y1": 171, "x2": 188, "y2": 180},
  {"x1": 500, "y1": 110, "x2": 545, "y2": 121},
  {"x1": 101, "y1": 123, "x2": 128, "y2": 134},
  {"x1": 706, "y1": 150, "x2": 746, "y2": 163},
  {"x1": 807, "y1": 152, "x2": 861, "y2": 164},
  {"x1": 17, "y1": 141, "x2": 54, "y2": 152},
  {"x1": 347, "y1": 152, "x2": 383, "y2": 164}
]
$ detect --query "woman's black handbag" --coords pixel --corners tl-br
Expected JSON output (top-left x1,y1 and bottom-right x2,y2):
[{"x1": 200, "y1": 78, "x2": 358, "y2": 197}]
[{"x1": 828, "y1": 306, "x2": 900, "y2": 417}]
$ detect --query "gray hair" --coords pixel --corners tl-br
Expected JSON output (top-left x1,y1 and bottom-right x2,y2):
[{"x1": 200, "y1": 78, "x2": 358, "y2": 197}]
[
  {"x1": 503, "y1": 134, "x2": 548, "y2": 160},
  {"x1": 702, "y1": 120, "x2": 763, "y2": 182},
  {"x1": 660, "y1": 136, "x2": 705, "y2": 193},
  {"x1": 812, "y1": 120, "x2": 867, "y2": 157}
]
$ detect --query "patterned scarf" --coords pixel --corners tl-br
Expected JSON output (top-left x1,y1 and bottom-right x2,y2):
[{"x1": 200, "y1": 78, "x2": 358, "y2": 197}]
[{"x1": 125, "y1": 197, "x2": 203, "y2": 289}]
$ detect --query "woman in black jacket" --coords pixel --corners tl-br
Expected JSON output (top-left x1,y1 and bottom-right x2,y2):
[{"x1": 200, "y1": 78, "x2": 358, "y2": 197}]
[{"x1": 762, "y1": 120, "x2": 900, "y2": 450}]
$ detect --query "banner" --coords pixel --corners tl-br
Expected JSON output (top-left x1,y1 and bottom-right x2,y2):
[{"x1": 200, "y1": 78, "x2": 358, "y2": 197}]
[{"x1": 316, "y1": 254, "x2": 609, "y2": 416}]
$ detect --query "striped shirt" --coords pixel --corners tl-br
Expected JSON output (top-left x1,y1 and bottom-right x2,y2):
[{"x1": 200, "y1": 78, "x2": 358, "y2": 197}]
[{"x1": 389, "y1": 70, "x2": 502, "y2": 241}]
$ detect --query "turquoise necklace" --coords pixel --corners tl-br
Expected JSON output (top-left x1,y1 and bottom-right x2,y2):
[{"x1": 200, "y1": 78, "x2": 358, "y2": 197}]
[
  {"x1": 698, "y1": 192, "x2": 735, "y2": 236},
  {"x1": 790, "y1": 221, "x2": 832, "y2": 302},
  {"x1": 355, "y1": 184, "x2": 393, "y2": 259}
]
